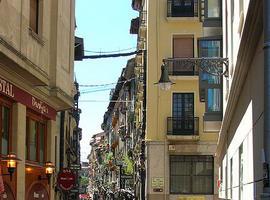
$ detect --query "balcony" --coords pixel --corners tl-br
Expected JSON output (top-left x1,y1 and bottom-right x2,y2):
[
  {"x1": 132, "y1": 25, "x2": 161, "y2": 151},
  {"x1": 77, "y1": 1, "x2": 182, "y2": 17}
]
[
  {"x1": 130, "y1": 17, "x2": 139, "y2": 34},
  {"x1": 167, "y1": 0, "x2": 198, "y2": 17},
  {"x1": 167, "y1": 117, "x2": 199, "y2": 141},
  {"x1": 164, "y1": 58, "x2": 199, "y2": 76}
]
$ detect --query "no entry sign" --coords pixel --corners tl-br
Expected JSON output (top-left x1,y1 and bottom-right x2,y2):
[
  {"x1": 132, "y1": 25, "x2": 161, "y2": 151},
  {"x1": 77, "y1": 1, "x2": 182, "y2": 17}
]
[{"x1": 57, "y1": 168, "x2": 76, "y2": 191}]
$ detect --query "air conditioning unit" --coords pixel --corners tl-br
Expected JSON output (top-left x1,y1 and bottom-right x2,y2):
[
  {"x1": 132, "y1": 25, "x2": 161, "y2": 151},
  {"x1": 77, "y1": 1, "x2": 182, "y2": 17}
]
[{"x1": 168, "y1": 145, "x2": 175, "y2": 151}]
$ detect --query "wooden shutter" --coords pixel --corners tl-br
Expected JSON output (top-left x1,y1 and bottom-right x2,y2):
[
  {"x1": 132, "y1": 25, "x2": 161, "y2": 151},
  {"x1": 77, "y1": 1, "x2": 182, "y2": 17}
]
[
  {"x1": 173, "y1": 37, "x2": 194, "y2": 58},
  {"x1": 30, "y1": 0, "x2": 38, "y2": 33}
]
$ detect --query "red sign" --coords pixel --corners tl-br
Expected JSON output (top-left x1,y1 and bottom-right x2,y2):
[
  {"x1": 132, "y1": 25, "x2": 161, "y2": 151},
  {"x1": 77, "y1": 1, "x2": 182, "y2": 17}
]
[
  {"x1": 0, "y1": 76, "x2": 56, "y2": 120},
  {"x1": 57, "y1": 169, "x2": 76, "y2": 191},
  {"x1": 26, "y1": 183, "x2": 49, "y2": 200}
]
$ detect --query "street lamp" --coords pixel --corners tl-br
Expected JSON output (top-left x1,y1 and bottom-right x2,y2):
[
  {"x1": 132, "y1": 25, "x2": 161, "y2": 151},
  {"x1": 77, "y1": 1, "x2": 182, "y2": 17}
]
[
  {"x1": 39, "y1": 161, "x2": 55, "y2": 184},
  {"x1": 2, "y1": 153, "x2": 21, "y2": 181},
  {"x1": 155, "y1": 63, "x2": 175, "y2": 91}
]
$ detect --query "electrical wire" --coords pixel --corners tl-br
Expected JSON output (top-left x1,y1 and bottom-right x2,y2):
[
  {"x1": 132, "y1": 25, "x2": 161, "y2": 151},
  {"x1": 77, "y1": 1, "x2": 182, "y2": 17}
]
[
  {"x1": 79, "y1": 100, "x2": 133, "y2": 103},
  {"x1": 80, "y1": 88, "x2": 114, "y2": 94},
  {"x1": 84, "y1": 47, "x2": 136, "y2": 54},
  {"x1": 79, "y1": 78, "x2": 135, "y2": 87},
  {"x1": 83, "y1": 50, "x2": 143, "y2": 59}
]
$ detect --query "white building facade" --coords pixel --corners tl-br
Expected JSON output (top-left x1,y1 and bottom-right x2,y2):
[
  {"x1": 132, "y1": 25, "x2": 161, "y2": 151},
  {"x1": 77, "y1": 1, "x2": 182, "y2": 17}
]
[{"x1": 217, "y1": 0, "x2": 264, "y2": 199}]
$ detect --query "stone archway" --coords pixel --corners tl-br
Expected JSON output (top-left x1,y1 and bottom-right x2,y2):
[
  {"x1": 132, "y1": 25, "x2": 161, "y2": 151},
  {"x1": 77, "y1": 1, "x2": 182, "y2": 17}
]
[{"x1": 27, "y1": 182, "x2": 49, "y2": 200}]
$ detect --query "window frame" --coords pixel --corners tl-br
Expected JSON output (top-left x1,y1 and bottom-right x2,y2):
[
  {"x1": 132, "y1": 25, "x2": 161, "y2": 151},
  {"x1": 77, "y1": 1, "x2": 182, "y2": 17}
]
[
  {"x1": 26, "y1": 110, "x2": 47, "y2": 165},
  {"x1": 167, "y1": 0, "x2": 198, "y2": 17},
  {"x1": 0, "y1": 97, "x2": 13, "y2": 156},
  {"x1": 169, "y1": 155, "x2": 214, "y2": 194},
  {"x1": 202, "y1": 0, "x2": 222, "y2": 27}
]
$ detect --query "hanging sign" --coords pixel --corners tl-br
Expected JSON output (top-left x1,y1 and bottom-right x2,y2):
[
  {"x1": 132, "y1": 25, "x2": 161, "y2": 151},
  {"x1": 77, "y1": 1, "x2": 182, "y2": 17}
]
[{"x1": 57, "y1": 168, "x2": 76, "y2": 191}]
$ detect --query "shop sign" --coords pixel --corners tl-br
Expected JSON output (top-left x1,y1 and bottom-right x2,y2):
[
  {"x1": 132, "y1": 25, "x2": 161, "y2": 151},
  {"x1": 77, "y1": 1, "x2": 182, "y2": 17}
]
[
  {"x1": 121, "y1": 174, "x2": 133, "y2": 179},
  {"x1": 57, "y1": 168, "x2": 76, "y2": 191},
  {"x1": 70, "y1": 164, "x2": 81, "y2": 170},
  {"x1": 0, "y1": 77, "x2": 56, "y2": 120}
]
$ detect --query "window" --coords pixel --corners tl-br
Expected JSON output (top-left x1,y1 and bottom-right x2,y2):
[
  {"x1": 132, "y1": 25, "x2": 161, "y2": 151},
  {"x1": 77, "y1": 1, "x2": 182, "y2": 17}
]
[
  {"x1": 168, "y1": 0, "x2": 198, "y2": 17},
  {"x1": 230, "y1": 158, "x2": 233, "y2": 199},
  {"x1": 0, "y1": 100, "x2": 11, "y2": 155},
  {"x1": 206, "y1": 0, "x2": 221, "y2": 18},
  {"x1": 169, "y1": 93, "x2": 196, "y2": 135},
  {"x1": 30, "y1": 0, "x2": 40, "y2": 33},
  {"x1": 239, "y1": 144, "x2": 243, "y2": 200},
  {"x1": 170, "y1": 155, "x2": 214, "y2": 194},
  {"x1": 26, "y1": 112, "x2": 46, "y2": 164}
]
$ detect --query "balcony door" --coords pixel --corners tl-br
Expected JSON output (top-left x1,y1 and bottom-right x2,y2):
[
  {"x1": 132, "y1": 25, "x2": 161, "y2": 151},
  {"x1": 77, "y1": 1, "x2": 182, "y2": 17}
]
[
  {"x1": 172, "y1": 93, "x2": 194, "y2": 134},
  {"x1": 171, "y1": 0, "x2": 194, "y2": 17}
]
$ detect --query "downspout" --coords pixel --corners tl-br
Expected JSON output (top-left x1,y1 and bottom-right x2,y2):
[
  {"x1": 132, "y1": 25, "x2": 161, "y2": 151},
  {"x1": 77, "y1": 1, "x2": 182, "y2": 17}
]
[
  {"x1": 60, "y1": 111, "x2": 65, "y2": 170},
  {"x1": 141, "y1": 49, "x2": 147, "y2": 200},
  {"x1": 264, "y1": 0, "x2": 270, "y2": 196}
]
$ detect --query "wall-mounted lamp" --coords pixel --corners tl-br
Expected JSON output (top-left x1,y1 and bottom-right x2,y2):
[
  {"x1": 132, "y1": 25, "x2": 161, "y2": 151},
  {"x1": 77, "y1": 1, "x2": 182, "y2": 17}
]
[
  {"x1": 155, "y1": 58, "x2": 229, "y2": 90},
  {"x1": 38, "y1": 161, "x2": 55, "y2": 184},
  {"x1": 2, "y1": 153, "x2": 21, "y2": 181},
  {"x1": 154, "y1": 63, "x2": 175, "y2": 91}
]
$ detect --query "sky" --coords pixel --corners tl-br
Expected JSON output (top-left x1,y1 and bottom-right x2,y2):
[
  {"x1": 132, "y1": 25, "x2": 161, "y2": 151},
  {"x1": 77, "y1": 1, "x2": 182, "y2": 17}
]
[{"x1": 75, "y1": 0, "x2": 138, "y2": 162}]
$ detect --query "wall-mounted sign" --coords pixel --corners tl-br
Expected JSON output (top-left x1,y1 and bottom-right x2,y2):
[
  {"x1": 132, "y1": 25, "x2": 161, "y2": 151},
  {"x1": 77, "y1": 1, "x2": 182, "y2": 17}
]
[
  {"x1": 0, "y1": 76, "x2": 56, "y2": 120},
  {"x1": 151, "y1": 177, "x2": 164, "y2": 192},
  {"x1": 57, "y1": 168, "x2": 76, "y2": 191}
]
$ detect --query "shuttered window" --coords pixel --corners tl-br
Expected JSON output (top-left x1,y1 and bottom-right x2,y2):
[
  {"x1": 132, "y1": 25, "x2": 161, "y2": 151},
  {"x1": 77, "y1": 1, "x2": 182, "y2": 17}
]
[
  {"x1": 30, "y1": 0, "x2": 39, "y2": 33},
  {"x1": 173, "y1": 37, "x2": 194, "y2": 58}
]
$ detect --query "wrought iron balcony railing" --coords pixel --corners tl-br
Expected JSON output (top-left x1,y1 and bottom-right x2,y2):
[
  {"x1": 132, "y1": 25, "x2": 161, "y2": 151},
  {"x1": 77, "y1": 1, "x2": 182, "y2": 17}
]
[
  {"x1": 164, "y1": 58, "x2": 199, "y2": 76},
  {"x1": 167, "y1": 117, "x2": 199, "y2": 135},
  {"x1": 167, "y1": 0, "x2": 198, "y2": 17}
]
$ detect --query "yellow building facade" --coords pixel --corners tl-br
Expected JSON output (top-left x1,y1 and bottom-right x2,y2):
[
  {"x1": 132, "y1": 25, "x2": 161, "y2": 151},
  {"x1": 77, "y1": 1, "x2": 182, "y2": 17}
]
[{"x1": 132, "y1": 0, "x2": 223, "y2": 199}]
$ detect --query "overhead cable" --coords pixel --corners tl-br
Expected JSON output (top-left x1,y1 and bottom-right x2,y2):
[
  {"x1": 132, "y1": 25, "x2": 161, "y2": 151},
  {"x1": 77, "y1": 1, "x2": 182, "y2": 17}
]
[
  {"x1": 83, "y1": 50, "x2": 143, "y2": 59},
  {"x1": 84, "y1": 47, "x2": 136, "y2": 54}
]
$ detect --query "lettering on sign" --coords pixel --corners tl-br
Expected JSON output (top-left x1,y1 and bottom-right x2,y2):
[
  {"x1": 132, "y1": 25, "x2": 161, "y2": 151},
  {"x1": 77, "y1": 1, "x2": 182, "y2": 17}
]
[
  {"x1": 32, "y1": 97, "x2": 49, "y2": 114},
  {"x1": 34, "y1": 192, "x2": 39, "y2": 198},
  {"x1": 0, "y1": 79, "x2": 14, "y2": 98}
]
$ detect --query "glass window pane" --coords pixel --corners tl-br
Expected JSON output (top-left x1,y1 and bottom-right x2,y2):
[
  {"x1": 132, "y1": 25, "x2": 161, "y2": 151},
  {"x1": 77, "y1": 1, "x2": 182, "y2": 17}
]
[
  {"x1": 171, "y1": 161, "x2": 192, "y2": 175},
  {"x1": 192, "y1": 176, "x2": 213, "y2": 193},
  {"x1": 207, "y1": 0, "x2": 220, "y2": 18},
  {"x1": 1, "y1": 106, "x2": 10, "y2": 155},
  {"x1": 29, "y1": 119, "x2": 37, "y2": 161},
  {"x1": 200, "y1": 40, "x2": 221, "y2": 57},
  {"x1": 207, "y1": 88, "x2": 221, "y2": 112},
  {"x1": 39, "y1": 123, "x2": 45, "y2": 163},
  {"x1": 171, "y1": 176, "x2": 191, "y2": 193}
]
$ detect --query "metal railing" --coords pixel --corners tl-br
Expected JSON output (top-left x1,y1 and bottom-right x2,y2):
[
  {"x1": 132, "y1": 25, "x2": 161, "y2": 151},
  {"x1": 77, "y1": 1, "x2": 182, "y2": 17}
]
[
  {"x1": 164, "y1": 58, "x2": 199, "y2": 76},
  {"x1": 167, "y1": 117, "x2": 199, "y2": 135},
  {"x1": 167, "y1": 0, "x2": 198, "y2": 17}
]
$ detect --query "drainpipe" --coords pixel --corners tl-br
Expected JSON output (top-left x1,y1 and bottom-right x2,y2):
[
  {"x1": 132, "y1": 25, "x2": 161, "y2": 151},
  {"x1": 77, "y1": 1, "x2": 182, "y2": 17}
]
[
  {"x1": 264, "y1": 0, "x2": 270, "y2": 196},
  {"x1": 141, "y1": 49, "x2": 147, "y2": 200},
  {"x1": 60, "y1": 111, "x2": 65, "y2": 170}
]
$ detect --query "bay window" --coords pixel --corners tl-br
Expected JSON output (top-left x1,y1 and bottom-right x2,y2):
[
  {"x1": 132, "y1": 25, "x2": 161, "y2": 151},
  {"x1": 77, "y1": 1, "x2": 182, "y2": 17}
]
[{"x1": 198, "y1": 38, "x2": 222, "y2": 121}]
